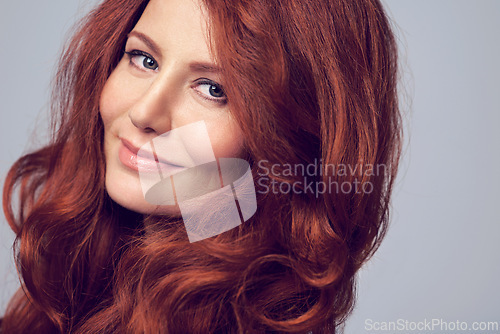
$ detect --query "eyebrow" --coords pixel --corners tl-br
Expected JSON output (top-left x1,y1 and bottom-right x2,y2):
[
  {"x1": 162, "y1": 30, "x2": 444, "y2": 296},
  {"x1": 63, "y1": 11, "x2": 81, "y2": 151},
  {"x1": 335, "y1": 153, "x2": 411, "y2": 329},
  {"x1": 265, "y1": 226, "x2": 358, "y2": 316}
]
[
  {"x1": 127, "y1": 31, "x2": 162, "y2": 57},
  {"x1": 189, "y1": 62, "x2": 221, "y2": 74},
  {"x1": 127, "y1": 31, "x2": 221, "y2": 74}
]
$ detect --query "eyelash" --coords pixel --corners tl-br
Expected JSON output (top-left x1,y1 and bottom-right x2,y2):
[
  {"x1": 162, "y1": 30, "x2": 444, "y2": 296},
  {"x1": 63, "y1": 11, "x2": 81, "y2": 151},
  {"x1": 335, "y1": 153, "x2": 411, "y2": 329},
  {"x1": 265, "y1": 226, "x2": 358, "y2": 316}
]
[
  {"x1": 193, "y1": 79, "x2": 227, "y2": 105},
  {"x1": 123, "y1": 49, "x2": 227, "y2": 105},
  {"x1": 125, "y1": 50, "x2": 158, "y2": 71}
]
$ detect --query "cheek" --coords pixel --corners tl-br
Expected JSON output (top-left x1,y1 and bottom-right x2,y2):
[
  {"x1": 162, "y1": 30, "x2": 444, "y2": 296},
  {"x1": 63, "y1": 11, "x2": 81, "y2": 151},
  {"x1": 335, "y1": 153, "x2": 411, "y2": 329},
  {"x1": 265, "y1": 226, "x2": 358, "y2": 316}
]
[
  {"x1": 99, "y1": 91, "x2": 113, "y2": 134},
  {"x1": 100, "y1": 77, "x2": 122, "y2": 128},
  {"x1": 208, "y1": 120, "x2": 245, "y2": 158},
  {"x1": 99, "y1": 64, "x2": 134, "y2": 128}
]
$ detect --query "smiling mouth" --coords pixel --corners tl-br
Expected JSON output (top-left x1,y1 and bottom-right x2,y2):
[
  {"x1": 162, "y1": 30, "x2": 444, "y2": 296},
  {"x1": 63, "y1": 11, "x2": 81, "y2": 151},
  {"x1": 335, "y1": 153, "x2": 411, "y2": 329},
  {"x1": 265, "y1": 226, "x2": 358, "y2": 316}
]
[{"x1": 118, "y1": 138, "x2": 186, "y2": 175}]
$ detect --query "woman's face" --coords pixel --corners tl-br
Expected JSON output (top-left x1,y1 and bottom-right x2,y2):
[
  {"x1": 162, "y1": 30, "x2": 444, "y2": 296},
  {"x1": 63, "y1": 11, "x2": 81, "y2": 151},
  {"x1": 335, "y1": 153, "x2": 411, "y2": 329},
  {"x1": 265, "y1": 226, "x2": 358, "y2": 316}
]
[{"x1": 100, "y1": 0, "x2": 243, "y2": 214}]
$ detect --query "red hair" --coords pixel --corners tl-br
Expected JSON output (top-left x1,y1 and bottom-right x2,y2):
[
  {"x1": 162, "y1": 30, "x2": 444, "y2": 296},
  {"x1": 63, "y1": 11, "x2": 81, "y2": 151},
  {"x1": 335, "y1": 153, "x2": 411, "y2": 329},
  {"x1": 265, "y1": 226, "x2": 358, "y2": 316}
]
[{"x1": 2, "y1": 0, "x2": 401, "y2": 333}]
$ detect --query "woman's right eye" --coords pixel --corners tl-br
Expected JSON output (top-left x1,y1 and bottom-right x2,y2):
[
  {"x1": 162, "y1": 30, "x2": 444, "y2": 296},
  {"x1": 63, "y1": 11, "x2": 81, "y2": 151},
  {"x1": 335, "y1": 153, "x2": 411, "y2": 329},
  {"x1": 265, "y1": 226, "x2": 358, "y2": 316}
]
[{"x1": 124, "y1": 50, "x2": 159, "y2": 71}]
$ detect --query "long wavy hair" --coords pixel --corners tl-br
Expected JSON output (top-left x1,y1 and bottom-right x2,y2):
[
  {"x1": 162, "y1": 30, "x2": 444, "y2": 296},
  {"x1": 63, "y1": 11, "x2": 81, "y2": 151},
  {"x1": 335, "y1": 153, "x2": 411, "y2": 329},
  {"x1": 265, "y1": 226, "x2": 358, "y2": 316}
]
[{"x1": 2, "y1": 0, "x2": 401, "y2": 332}]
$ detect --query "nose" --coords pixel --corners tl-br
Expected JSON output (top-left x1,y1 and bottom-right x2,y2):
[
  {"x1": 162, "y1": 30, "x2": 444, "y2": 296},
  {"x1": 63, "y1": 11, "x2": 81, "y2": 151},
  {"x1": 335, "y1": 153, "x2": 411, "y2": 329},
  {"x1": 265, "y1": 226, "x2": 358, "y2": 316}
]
[{"x1": 128, "y1": 73, "x2": 178, "y2": 135}]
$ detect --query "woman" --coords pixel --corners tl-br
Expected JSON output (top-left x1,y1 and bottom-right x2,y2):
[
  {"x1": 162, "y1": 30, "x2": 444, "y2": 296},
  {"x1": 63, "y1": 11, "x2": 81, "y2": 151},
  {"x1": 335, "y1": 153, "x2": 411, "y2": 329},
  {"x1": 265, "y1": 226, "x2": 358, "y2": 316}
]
[{"x1": 2, "y1": 0, "x2": 401, "y2": 332}]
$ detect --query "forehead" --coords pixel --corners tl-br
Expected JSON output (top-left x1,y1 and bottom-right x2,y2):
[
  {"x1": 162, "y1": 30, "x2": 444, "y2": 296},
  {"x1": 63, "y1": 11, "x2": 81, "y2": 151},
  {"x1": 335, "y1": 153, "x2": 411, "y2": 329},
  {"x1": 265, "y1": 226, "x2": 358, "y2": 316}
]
[{"x1": 132, "y1": 0, "x2": 213, "y2": 61}]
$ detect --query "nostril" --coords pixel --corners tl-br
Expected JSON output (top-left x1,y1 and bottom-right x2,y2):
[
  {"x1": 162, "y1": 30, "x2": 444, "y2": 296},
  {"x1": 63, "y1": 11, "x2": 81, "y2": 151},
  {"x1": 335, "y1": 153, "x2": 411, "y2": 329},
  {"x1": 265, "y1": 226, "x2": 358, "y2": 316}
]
[
  {"x1": 130, "y1": 116, "x2": 156, "y2": 133},
  {"x1": 128, "y1": 107, "x2": 171, "y2": 135}
]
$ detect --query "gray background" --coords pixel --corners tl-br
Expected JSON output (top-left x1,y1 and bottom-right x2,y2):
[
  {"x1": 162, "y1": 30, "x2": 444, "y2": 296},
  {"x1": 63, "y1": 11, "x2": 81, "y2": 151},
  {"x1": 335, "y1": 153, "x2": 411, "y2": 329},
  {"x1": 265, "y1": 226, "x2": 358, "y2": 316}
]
[{"x1": 1, "y1": 1, "x2": 499, "y2": 332}]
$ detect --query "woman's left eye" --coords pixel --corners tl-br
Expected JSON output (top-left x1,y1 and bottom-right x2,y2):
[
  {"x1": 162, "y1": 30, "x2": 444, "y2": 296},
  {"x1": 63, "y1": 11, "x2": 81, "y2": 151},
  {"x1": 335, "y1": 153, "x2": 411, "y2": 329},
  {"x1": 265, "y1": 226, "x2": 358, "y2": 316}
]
[
  {"x1": 125, "y1": 50, "x2": 158, "y2": 71},
  {"x1": 194, "y1": 80, "x2": 227, "y2": 104}
]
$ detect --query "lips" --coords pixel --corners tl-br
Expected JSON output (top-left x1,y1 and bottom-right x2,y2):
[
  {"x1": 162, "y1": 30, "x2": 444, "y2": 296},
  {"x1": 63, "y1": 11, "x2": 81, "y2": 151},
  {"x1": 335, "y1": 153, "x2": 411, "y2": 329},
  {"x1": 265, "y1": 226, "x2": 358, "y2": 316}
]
[
  {"x1": 118, "y1": 138, "x2": 186, "y2": 175},
  {"x1": 121, "y1": 138, "x2": 139, "y2": 155}
]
